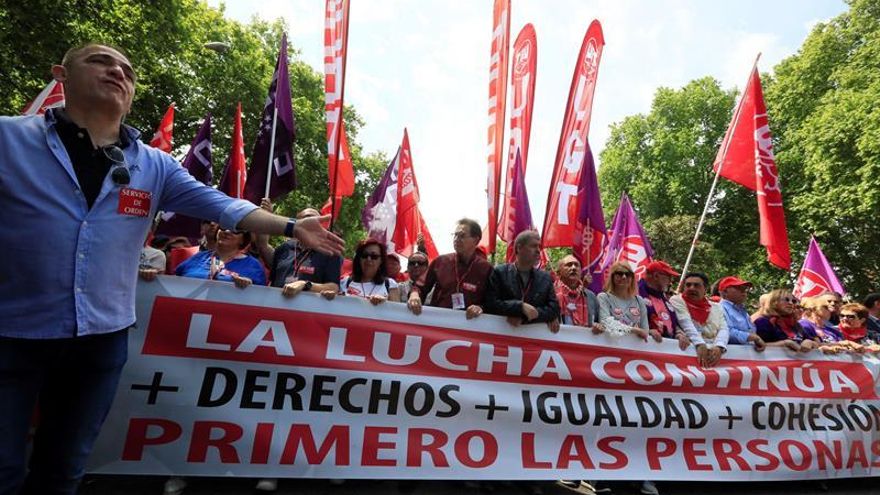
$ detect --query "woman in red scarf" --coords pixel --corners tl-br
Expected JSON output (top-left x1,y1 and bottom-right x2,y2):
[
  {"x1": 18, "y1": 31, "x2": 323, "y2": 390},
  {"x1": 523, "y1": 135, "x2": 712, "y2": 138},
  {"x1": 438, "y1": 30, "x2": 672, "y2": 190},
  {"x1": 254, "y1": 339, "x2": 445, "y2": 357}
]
[
  {"x1": 754, "y1": 289, "x2": 819, "y2": 352},
  {"x1": 838, "y1": 303, "x2": 872, "y2": 344}
]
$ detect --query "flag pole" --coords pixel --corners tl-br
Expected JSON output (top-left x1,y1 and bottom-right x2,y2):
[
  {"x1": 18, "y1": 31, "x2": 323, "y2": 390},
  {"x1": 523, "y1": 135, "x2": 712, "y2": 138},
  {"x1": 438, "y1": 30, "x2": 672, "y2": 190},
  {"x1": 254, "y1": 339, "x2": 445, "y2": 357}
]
[
  {"x1": 677, "y1": 53, "x2": 761, "y2": 290},
  {"x1": 329, "y1": 0, "x2": 351, "y2": 231},
  {"x1": 263, "y1": 106, "x2": 279, "y2": 199}
]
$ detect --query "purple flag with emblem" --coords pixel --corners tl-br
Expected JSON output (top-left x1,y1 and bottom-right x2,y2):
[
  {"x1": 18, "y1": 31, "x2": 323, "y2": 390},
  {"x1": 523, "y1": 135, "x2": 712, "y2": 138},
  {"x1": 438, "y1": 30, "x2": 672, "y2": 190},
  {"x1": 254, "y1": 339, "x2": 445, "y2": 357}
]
[
  {"x1": 573, "y1": 141, "x2": 607, "y2": 273},
  {"x1": 793, "y1": 236, "x2": 846, "y2": 298},
  {"x1": 362, "y1": 148, "x2": 400, "y2": 248},
  {"x1": 244, "y1": 33, "x2": 296, "y2": 204},
  {"x1": 593, "y1": 192, "x2": 653, "y2": 291},
  {"x1": 155, "y1": 114, "x2": 213, "y2": 243},
  {"x1": 504, "y1": 150, "x2": 534, "y2": 262}
]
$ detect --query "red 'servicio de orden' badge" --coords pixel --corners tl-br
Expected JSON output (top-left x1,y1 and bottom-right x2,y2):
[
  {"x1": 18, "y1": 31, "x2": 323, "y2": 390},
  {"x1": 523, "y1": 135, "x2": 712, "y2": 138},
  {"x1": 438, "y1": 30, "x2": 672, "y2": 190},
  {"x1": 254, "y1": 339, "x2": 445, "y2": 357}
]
[{"x1": 118, "y1": 187, "x2": 152, "y2": 217}]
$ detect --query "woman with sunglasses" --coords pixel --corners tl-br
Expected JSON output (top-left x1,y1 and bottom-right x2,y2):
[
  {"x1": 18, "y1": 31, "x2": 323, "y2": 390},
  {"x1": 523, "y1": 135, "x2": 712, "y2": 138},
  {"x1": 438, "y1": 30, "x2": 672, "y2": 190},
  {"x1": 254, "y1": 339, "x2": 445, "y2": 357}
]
[
  {"x1": 798, "y1": 296, "x2": 843, "y2": 343},
  {"x1": 596, "y1": 262, "x2": 656, "y2": 341},
  {"x1": 753, "y1": 289, "x2": 819, "y2": 352},
  {"x1": 174, "y1": 228, "x2": 266, "y2": 288},
  {"x1": 332, "y1": 238, "x2": 400, "y2": 305},
  {"x1": 837, "y1": 303, "x2": 874, "y2": 345}
]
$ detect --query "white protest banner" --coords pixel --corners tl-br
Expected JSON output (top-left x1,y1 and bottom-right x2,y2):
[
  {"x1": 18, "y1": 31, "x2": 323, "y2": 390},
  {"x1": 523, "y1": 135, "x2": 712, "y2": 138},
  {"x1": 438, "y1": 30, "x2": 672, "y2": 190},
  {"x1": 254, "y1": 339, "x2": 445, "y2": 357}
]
[{"x1": 88, "y1": 276, "x2": 880, "y2": 480}]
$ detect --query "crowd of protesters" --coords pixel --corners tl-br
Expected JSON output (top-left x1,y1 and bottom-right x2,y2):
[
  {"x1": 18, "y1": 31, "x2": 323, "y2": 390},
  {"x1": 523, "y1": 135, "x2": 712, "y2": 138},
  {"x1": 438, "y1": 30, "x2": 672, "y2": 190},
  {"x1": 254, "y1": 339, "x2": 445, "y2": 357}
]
[{"x1": 141, "y1": 209, "x2": 880, "y2": 495}]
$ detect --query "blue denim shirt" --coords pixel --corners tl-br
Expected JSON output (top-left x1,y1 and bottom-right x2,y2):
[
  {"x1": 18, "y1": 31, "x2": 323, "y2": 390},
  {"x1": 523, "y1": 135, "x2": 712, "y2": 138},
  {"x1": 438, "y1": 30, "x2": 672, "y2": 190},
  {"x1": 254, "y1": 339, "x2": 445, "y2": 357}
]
[
  {"x1": 0, "y1": 111, "x2": 258, "y2": 338},
  {"x1": 720, "y1": 299, "x2": 756, "y2": 344}
]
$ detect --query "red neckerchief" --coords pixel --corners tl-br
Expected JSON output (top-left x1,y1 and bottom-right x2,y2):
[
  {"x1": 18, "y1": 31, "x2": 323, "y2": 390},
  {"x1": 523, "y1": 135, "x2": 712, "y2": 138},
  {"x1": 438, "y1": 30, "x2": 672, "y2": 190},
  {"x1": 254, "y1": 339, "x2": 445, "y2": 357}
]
[
  {"x1": 646, "y1": 294, "x2": 674, "y2": 337},
  {"x1": 555, "y1": 280, "x2": 588, "y2": 327},
  {"x1": 840, "y1": 324, "x2": 867, "y2": 342},
  {"x1": 683, "y1": 296, "x2": 712, "y2": 326},
  {"x1": 770, "y1": 315, "x2": 800, "y2": 339}
]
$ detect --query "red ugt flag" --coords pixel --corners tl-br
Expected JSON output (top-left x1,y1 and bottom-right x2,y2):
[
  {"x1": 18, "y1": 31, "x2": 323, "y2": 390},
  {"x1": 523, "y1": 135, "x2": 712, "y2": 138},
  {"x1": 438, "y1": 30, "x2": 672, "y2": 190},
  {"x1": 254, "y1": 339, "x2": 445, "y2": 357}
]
[
  {"x1": 21, "y1": 80, "x2": 65, "y2": 115},
  {"x1": 218, "y1": 103, "x2": 247, "y2": 199},
  {"x1": 714, "y1": 66, "x2": 790, "y2": 270},
  {"x1": 485, "y1": 0, "x2": 511, "y2": 254},
  {"x1": 149, "y1": 103, "x2": 175, "y2": 153},
  {"x1": 391, "y1": 129, "x2": 421, "y2": 255},
  {"x1": 325, "y1": 0, "x2": 355, "y2": 200}
]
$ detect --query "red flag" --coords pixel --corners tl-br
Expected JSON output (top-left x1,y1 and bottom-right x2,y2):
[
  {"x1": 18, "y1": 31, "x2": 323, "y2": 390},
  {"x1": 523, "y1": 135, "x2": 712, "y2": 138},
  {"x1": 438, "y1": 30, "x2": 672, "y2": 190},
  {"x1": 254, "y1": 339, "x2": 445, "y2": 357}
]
[
  {"x1": 499, "y1": 23, "x2": 537, "y2": 242},
  {"x1": 21, "y1": 80, "x2": 65, "y2": 115},
  {"x1": 325, "y1": 0, "x2": 355, "y2": 200},
  {"x1": 485, "y1": 0, "x2": 511, "y2": 254},
  {"x1": 714, "y1": 66, "x2": 790, "y2": 269},
  {"x1": 149, "y1": 103, "x2": 175, "y2": 152},
  {"x1": 219, "y1": 103, "x2": 247, "y2": 199},
  {"x1": 320, "y1": 195, "x2": 343, "y2": 229},
  {"x1": 392, "y1": 129, "x2": 422, "y2": 255},
  {"x1": 415, "y1": 208, "x2": 440, "y2": 260},
  {"x1": 542, "y1": 20, "x2": 604, "y2": 248}
]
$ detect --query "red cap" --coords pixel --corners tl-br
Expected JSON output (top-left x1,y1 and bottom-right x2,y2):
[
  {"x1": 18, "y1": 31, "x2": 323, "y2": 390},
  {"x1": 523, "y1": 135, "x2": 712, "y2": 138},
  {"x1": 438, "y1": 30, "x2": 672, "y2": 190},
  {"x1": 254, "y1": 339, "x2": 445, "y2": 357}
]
[
  {"x1": 718, "y1": 276, "x2": 752, "y2": 292},
  {"x1": 645, "y1": 260, "x2": 679, "y2": 277}
]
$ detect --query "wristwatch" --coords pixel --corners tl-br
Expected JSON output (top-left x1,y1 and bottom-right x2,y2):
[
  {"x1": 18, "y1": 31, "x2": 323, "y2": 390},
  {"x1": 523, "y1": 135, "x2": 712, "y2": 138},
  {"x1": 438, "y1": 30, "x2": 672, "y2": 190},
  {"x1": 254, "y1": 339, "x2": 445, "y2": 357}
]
[
  {"x1": 303, "y1": 281, "x2": 313, "y2": 292},
  {"x1": 284, "y1": 217, "x2": 297, "y2": 238}
]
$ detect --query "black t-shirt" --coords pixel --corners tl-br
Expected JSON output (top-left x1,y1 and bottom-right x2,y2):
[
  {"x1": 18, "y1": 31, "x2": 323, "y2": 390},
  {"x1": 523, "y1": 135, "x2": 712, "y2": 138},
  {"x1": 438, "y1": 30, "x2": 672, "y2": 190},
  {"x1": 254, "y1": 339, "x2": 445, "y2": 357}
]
[
  {"x1": 52, "y1": 108, "x2": 130, "y2": 209},
  {"x1": 270, "y1": 240, "x2": 342, "y2": 288}
]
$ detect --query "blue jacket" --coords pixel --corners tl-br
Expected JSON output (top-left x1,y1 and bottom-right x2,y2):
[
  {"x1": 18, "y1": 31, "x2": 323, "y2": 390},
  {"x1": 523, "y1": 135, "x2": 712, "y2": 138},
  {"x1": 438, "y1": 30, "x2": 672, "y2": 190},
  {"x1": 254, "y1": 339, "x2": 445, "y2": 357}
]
[{"x1": 0, "y1": 111, "x2": 257, "y2": 338}]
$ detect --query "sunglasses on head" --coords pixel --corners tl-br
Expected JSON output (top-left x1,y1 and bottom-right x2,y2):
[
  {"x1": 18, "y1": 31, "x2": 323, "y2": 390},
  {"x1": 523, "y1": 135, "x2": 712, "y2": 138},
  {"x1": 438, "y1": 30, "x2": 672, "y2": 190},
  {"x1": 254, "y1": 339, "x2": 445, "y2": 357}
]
[
  {"x1": 102, "y1": 145, "x2": 130, "y2": 186},
  {"x1": 613, "y1": 271, "x2": 634, "y2": 278},
  {"x1": 361, "y1": 253, "x2": 382, "y2": 260}
]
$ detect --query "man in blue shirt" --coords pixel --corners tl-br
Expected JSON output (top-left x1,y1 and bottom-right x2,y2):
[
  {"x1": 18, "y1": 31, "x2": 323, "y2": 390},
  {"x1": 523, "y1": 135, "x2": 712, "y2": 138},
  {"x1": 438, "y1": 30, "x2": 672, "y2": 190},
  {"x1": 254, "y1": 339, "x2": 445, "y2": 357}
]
[
  {"x1": 718, "y1": 276, "x2": 766, "y2": 350},
  {"x1": 0, "y1": 43, "x2": 343, "y2": 495}
]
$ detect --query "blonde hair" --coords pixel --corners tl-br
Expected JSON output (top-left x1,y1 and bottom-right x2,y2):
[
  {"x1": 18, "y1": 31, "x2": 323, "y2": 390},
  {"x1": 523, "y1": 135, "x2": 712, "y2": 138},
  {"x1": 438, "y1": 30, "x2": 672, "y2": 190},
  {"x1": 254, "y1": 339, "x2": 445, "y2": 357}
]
[
  {"x1": 603, "y1": 262, "x2": 637, "y2": 298},
  {"x1": 799, "y1": 296, "x2": 826, "y2": 319},
  {"x1": 761, "y1": 289, "x2": 794, "y2": 317}
]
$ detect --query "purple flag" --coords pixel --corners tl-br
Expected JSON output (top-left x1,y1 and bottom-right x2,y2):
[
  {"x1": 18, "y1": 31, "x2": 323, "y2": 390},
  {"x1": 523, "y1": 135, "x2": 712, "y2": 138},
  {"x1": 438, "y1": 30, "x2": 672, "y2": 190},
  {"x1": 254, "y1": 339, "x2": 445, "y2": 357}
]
[
  {"x1": 362, "y1": 148, "x2": 400, "y2": 248},
  {"x1": 573, "y1": 141, "x2": 607, "y2": 272},
  {"x1": 793, "y1": 236, "x2": 846, "y2": 298},
  {"x1": 244, "y1": 33, "x2": 296, "y2": 204},
  {"x1": 505, "y1": 150, "x2": 534, "y2": 262},
  {"x1": 593, "y1": 192, "x2": 653, "y2": 290},
  {"x1": 155, "y1": 114, "x2": 213, "y2": 243}
]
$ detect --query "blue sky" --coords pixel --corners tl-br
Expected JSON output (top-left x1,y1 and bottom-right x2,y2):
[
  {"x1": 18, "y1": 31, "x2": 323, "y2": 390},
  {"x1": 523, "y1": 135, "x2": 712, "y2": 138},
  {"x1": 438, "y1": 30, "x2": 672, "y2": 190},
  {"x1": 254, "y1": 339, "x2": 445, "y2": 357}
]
[{"x1": 209, "y1": 0, "x2": 847, "y2": 253}]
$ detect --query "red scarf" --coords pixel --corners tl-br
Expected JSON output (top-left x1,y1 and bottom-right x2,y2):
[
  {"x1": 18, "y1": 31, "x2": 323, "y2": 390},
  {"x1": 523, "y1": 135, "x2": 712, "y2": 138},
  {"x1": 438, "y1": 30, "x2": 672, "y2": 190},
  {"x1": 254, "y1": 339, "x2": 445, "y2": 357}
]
[
  {"x1": 683, "y1": 296, "x2": 712, "y2": 326},
  {"x1": 555, "y1": 280, "x2": 589, "y2": 327},
  {"x1": 840, "y1": 325, "x2": 867, "y2": 342},
  {"x1": 770, "y1": 315, "x2": 800, "y2": 339}
]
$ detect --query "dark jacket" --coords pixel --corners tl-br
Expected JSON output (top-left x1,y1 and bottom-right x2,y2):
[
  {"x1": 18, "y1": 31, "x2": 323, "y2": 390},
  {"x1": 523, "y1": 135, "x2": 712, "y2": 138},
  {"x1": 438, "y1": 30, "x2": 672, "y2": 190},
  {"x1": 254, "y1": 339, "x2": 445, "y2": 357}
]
[{"x1": 484, "y1": 263, "x2": 559, "y2": 323}]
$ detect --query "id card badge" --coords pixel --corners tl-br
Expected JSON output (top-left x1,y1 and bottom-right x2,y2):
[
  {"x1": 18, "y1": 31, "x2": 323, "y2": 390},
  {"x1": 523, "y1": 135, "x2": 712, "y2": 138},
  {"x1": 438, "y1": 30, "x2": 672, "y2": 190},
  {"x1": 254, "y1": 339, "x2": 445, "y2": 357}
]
[
  {"x1": 567, "y1": 303, "x2": 578, "y2": 311},
  {"x1": 451, "y1": 292, "x2": 466, "y2": 310}
]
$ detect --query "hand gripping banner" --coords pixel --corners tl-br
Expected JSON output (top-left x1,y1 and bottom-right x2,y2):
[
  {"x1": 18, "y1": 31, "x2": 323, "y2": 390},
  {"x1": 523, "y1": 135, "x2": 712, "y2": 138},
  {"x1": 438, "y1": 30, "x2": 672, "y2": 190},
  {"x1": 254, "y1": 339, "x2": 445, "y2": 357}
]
[{"x1": 89, "y1": 276, "x2": 880, "y2": 480}]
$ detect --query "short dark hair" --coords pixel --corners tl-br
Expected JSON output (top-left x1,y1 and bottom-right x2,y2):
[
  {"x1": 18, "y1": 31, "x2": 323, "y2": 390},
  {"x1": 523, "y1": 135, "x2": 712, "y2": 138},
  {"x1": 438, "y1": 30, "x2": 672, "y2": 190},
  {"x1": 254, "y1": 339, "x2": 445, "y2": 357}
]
[
  {"x1": 456, "y1": 218, "x2": 481, "y2": 240},
  {"x1": 864, "y1": 293, "x2": 880, "y2": 309},
  {"x1": 683, "y1": 271, "x2": 710, "y2": 288},
  {"x1": 61, "y1": 42, "x2": 129, "y2": 68},
  {"x1": 514, "y1": 230, "x2": 540, "y2": 253}
]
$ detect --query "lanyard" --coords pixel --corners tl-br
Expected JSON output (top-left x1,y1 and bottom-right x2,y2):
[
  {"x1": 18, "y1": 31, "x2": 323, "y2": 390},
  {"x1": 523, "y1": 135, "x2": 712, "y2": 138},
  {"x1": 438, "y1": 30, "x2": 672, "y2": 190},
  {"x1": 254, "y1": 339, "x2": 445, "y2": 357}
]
[
  {"x1": 518, "y1": 270, "x2": 534, "y2": 302},
  {"x1": 452, "y1": 254, "x2": 476, "y2": 292},
  {"x1": 289, "y1": 244, "x2": 312, "y2": 280}
]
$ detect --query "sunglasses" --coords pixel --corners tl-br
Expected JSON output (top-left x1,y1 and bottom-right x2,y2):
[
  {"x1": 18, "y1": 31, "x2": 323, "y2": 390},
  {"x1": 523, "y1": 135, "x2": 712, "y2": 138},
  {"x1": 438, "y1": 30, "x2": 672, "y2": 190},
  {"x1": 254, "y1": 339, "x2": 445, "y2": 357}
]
[
  {"x1": 102, "y1": 145, "x2": 131, "y2": 186},
  {"x1": 781, "y1": 297, "x2": 796, "y2": 303},
  {"x1": 408, "y1": 260, "x2": 427, "y2": 267},
  {"x1": 840, "y1": 314, "x2": 860, "y2": 320},
  {"x1": 613, "y1": 271, "x2": 634, "y2": 278},
  {"x1": 361, "y1": 253, "x2": 382, "y2": 260}
]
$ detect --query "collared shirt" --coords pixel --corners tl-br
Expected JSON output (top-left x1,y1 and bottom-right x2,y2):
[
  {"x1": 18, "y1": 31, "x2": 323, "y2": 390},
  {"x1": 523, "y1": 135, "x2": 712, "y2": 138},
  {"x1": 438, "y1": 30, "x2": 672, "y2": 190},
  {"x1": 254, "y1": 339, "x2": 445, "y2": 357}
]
[
  {"x1": 720, "y1": 299, "x2": 756, "y2": 344},
  {"x1": 416, "y1": 252, "x2": 493, "y2": 309},
  {"x1": 0, "y1": 110, "x2": 258, "y2": 339},
  {"x1": 269, "y1": 239, "x2": 342, "y2": 288}
]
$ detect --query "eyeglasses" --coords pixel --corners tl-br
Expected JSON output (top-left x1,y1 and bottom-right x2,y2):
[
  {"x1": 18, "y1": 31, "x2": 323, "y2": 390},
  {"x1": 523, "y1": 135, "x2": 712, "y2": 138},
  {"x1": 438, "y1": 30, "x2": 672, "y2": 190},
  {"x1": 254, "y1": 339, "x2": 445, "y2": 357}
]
[
  {"x1": 362, "y1": 253, "x2": 382, "y2": 260},
  {"x1": 102, "y1": 145, "x2": 130, "y2": 186},
  {"x1": 840, "y1": 314, "x2": 860, "y2": 320},
  {"x1": 452, "y1": 232, "x2": 472, "y2": 240},
  {"x1": 613, "y1": 271, "x2": 634, "y2": 278}
]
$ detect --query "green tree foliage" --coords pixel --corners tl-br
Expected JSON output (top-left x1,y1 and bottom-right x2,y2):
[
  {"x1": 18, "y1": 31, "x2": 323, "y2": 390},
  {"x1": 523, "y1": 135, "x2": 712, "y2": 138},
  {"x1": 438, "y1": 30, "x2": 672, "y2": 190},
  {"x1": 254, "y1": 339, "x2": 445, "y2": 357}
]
[
  {"x1": 598, "y1": 0, "x2": 880, "y2": 297},
  {"x1": 765, "y1": 0, "x2": 880, "y2": 296},
  {"x1": 0, "y1": 0, "x2": 385, "y2": 257}
]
